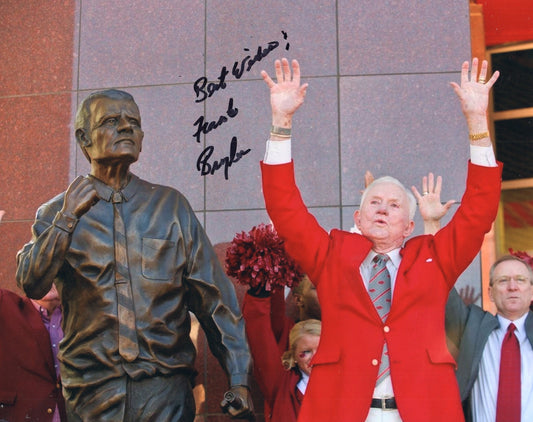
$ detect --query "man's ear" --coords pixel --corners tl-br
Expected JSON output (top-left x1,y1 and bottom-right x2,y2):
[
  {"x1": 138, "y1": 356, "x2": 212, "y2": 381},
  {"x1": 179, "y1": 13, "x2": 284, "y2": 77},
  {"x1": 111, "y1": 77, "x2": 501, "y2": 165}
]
[
  {"x1": 403, "y1": 220, "x2": 415, "y2": 237},
  {"x1": 75, "y1": 128, "x2": 91, "y2": 147},
  {"x1": 488, "y1": 286, "x2": 495, "y2": 303},
  {"x1": 353, "y1": 210, "x2": 361, "y2": 230},
  {"x1": 293, "y1": 294, "x2": 303, "y2": 308},
  {"x1": 75, "y1": 128, "x2": 92, "y2": 163}
]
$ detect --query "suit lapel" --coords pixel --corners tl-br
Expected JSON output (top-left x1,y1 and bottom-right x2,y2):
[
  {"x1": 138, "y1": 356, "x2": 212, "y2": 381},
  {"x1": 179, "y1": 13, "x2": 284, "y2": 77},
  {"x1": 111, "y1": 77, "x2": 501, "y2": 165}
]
[
  {"x1": 343, "y1": 233, "x2": 381, "y2": 321},
  {"x1": 473, "y1": 312, "x2": 499, "y2": 377},
  {"x1": 525, "y1": 311, "x2": 533, "y2": 348}
]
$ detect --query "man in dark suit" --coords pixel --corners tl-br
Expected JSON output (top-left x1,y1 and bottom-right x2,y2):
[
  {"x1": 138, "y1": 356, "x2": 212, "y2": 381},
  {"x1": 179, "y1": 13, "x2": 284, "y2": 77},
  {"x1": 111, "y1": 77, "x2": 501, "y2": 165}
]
[
  {"x1": 259, "y1": 57, "x2": 501, "y2": 422},
  {"x1": 446, "y1": 255, "x2": 533, "y2": 422}
]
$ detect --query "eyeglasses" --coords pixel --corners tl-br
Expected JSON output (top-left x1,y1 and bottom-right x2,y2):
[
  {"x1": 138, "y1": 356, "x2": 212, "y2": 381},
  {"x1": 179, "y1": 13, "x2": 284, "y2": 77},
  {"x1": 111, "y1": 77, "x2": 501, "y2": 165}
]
[{"x1": 493, "y1": 276, "x2": 531, "y2": 286}]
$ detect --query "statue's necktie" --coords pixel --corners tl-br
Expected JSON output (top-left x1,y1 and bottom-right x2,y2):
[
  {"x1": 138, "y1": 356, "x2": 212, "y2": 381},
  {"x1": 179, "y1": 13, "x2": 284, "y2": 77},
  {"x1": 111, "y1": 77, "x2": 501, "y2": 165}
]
[
  {"x1": 112, "y1": 192, "x2": 139, "y2": 362},
  {"x1": 496, "y1": 323, "x2": 521, "y2": 422},
  {"x1": 368, "y1": 253, "x2": 392, "y2": 385}
]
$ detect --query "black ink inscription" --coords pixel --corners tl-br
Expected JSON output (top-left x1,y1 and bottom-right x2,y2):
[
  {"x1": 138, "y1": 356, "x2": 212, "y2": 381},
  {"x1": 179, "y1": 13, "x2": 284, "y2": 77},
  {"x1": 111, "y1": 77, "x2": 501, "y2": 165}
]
[
  {"x1": 192, "y1": 98, "x2": 239, "y2": 143},
  {"x1": 234, "y1": 41, "x2": 279, "y2": 79},
  {"x1": 193, "y1": 67, "x2": 230, "y2": 103},
  {"x1": 281, "y1": 30, "x2": 290, "y2": 50},
  {"x1": 193, "y1": 40, "x2": 279, "y2": 103},
  {"x1": 196, "y1": 136, "x2": 251, "y2": 180}
]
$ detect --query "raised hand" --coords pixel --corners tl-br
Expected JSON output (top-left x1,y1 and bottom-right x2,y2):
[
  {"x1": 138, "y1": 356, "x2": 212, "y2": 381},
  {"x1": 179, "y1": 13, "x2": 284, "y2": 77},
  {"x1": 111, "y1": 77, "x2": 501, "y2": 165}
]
[
  {"x1": 60, "y1": 176, "x2": 99, "y2": 219},
  {"x1": 450, "y1": 58, "x2": 499, "y2": 130},
  {"x1": 411, "y1": 173, "x2": 455, "y2": 235},
  {"x1": 261, "y1": 58, "x2": 308, "y2": 128},
  {"x1": 458, "y1": 285, "x2": 481, "y2": 306}
]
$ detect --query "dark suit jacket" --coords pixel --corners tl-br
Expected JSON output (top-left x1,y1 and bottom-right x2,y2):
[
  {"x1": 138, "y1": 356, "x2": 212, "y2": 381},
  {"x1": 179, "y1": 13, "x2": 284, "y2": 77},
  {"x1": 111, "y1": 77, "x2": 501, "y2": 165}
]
[
  {"x1": 445, "y1": 288, "x2": 533, "y2": 422},
  {"x1": 0, "y1": 289, "x2": 66, "y2": 422},
  {"x1": 262, "y1": 161, "x2": 502, "y2": 422}
]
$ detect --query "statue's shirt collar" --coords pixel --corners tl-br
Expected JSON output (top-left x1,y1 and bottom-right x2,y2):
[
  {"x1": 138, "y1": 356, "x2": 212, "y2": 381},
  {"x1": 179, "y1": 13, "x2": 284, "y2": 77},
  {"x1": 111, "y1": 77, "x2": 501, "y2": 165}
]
[{"x1": 88, "y1": 173, "x2": 140, "y2": 203}]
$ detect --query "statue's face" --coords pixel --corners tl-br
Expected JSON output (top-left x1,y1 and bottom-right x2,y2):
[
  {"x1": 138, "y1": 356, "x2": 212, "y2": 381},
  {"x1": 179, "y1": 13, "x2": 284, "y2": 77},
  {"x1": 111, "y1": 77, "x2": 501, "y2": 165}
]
[{"x1": 85, "y1": 97, "x2": 144, "y2": 165}]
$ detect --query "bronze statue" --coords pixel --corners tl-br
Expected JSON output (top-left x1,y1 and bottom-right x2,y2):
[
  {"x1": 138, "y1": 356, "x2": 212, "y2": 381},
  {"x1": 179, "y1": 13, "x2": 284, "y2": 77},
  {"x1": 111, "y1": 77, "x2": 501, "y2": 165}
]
[{"x1": 16, "y1": 90, "x2": 254, "y2": 421}]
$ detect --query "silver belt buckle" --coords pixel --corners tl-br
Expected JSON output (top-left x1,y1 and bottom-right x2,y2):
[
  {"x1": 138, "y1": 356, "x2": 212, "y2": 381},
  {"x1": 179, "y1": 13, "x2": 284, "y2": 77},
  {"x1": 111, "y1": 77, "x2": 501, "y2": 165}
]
[{"x1": 381, "y1": 398, "x2": 387, "y2": 411}]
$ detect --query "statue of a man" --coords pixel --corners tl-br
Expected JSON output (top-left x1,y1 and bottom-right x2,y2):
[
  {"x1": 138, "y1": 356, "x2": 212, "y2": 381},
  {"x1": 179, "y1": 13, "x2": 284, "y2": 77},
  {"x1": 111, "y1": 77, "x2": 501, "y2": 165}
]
[{"x1": 17, "y1": 89, "x2": 254, "y2": 421}]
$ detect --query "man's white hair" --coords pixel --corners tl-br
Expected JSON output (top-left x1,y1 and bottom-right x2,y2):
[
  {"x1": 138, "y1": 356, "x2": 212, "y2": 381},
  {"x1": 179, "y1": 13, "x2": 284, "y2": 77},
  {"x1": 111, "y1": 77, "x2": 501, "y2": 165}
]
[{"x1": 360, "y1": 176, "x2": 417, "y2": 221}]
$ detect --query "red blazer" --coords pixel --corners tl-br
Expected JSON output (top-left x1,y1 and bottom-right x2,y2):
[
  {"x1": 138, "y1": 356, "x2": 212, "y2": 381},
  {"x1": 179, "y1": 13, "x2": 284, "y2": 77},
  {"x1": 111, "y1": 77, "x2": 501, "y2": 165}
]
[
  {"x1": 261, "y1": 161, "x2": 502, "y2": 422},
  {"x1": 243, "y1": 292, "x2": 302, "y2": 422},
  {"x1": 0, "y1": 289, "x2": 66, "y2": 422}
]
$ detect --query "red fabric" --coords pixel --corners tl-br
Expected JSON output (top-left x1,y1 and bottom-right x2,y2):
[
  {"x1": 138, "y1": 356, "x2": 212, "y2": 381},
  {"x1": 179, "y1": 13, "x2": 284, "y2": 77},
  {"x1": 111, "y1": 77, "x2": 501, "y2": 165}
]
[
  {"x1": 261, "y1": 160, "x2": 502, "y2": 422},
  {"x1": 243, "y1": 291, "x2": 303, "y2": 422},
  {"x1": 0, "y1": 289, "x2": 66, "y2": 422},
  {"x1": 496, "y1": 323, "x2": 521, "y2": 422},
  {"x1": 478, "y1": 0, "x2": 533, "y2": 46}
]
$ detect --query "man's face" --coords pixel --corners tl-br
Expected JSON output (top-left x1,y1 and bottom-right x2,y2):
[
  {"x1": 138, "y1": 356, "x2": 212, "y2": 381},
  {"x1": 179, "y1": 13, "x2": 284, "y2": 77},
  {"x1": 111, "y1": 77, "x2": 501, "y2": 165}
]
[
  {"x1": 354, "y1": 182, "x2": 414, "y2": 250},
  {"x1": 33, "y1": 283, "x2": 61, "y2": 314},
  {"x1": 85, "y1": 97, "x2": 144, "y2": 164},
  {"x1": 489, "y1": 260, "x2": 533, "y2": 321},
  {"x1": 296, "y1": 278, "x2": 321, "y2": 321}
]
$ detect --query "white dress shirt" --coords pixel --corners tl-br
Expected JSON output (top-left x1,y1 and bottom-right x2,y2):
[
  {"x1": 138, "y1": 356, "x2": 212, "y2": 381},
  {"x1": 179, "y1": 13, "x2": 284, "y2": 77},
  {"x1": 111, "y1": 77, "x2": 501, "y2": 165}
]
[
  {"x1": 263, "y1": 139, "x2": 497, "y2": 168},
  {"x1": 297, "y1": 371, "x2": 310, "y2": 395},
  {"x1": 471, "y1": 312, "x2": 533, "y2": 422}
]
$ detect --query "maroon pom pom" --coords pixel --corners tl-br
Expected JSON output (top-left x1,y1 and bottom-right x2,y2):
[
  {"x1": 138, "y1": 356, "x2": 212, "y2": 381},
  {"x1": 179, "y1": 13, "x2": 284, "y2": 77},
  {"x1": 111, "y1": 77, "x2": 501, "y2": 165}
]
[
  {"x1": 225, "y1": 223, "x2": 303, "y2": 293},
  {"x1": 509, "y1": 248, "x2": 533, "y2": 269}
]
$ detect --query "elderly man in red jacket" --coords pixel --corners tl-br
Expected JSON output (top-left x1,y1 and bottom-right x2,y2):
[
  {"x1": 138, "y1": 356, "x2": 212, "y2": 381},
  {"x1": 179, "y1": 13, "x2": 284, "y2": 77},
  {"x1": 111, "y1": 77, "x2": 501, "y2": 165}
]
[{"x1": 259, "y1": 58, "x2": 501, "y2": 422}]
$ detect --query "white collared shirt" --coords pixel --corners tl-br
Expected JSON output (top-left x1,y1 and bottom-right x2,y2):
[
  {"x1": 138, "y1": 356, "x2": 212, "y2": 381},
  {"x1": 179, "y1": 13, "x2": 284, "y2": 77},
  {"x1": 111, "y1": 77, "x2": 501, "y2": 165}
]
[
  {"x1": 471, "y1": 312, "x2": 533, "y2": 422},
  {"x1": 297, "y1": 371, "x2": 310, "y2": 395},
  {"x1": 263, "y1": 139, "x2": 497, "y2": 168}
]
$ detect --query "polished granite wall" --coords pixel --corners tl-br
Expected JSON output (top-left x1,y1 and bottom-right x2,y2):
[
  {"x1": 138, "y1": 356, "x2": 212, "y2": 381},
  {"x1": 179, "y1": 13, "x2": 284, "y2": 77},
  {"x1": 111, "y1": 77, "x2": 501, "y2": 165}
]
[{"x1": 0, "y1": 0, "x2": 477, "y2": 420}]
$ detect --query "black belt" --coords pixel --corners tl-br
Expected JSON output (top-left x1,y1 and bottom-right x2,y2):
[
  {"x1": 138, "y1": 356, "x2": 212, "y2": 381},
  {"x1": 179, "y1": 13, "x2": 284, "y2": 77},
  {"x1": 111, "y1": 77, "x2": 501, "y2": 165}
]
[{"x1": 370, "y1": 397, "x2": 397, "y2": 410}]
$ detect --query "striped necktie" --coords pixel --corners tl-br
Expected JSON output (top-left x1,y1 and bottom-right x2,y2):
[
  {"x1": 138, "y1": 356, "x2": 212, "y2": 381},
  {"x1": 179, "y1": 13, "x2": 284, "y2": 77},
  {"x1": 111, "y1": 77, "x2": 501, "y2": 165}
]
[
  {"x1": 369, "y1": 253, "x2": 392, "y2": 385},
  {"x1": 112, "y1": 191, "x2": 139, "y2": 362}
]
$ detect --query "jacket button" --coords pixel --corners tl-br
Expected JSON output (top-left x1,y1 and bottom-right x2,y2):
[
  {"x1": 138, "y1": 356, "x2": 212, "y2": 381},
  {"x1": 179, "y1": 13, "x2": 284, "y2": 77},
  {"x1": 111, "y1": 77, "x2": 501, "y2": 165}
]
[
  {"x1": 372, "y1": 359, "x2": 379, "y2": 366},
  {"x1": 47, "y1": 408, "x2": 53, "y2": 414},
  {"x1": 383, "y1": 326, "x2": 390, "y2": 333}
]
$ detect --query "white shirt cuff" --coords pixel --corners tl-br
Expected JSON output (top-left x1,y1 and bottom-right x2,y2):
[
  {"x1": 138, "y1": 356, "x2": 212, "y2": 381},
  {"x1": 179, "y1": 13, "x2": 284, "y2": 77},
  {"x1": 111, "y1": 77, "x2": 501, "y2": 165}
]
[
  {"x1": 264, "y1": 140, "x2": 496, "y2": 168},
  {"x1": 264, "y1": 139, "x2": 292, "y2": 164},
  {"x1": 470, "y1": 144, "x2": 497, "y2": 167}
]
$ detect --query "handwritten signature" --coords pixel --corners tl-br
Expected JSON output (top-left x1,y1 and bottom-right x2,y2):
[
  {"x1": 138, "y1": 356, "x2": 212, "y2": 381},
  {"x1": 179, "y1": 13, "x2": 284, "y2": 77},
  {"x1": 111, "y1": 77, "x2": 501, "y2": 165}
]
[
  {"x1": 192, "y1": 32, "x2": 289, "y2": 180},
  {"x1": 196, "y1": 136, "x2": 251, "y2": 180},
  {"x1": 192, "y1": 98, "x2": 238, "y2": 143},
  {"x1": 193, "y1": 40, "x2": 279, "y2": 103}
]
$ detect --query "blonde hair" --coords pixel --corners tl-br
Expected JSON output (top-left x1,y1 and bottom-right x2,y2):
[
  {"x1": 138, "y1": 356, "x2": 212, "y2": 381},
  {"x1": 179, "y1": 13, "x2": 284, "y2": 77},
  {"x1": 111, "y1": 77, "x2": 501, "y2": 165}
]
[{"x1": 281, "y1": 319, "x2": 321, "y2": 370}]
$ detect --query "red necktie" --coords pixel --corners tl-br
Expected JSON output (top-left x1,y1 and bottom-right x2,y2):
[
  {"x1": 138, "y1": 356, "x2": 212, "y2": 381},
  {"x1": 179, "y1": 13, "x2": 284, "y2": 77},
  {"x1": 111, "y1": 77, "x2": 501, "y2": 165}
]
[{"x1": 496, "y1": 323, "x2": 521, "y2": 422}]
